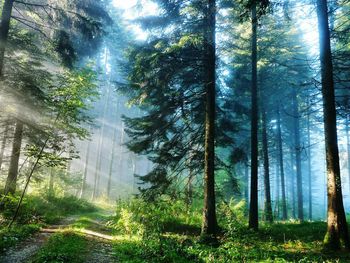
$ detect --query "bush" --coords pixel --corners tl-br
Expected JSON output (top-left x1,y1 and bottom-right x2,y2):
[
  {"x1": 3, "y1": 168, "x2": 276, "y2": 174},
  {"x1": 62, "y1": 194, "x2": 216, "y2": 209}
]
[
  {"x1": 32, "y1": 231, "x2": 87, "y2": 263},
  {"x1": 1, "y1": 194, "x2": 96, "y2": 224}
]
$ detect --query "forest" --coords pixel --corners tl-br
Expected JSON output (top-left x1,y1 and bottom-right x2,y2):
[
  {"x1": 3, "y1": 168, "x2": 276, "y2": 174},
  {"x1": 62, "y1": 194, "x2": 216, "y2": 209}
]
[{"x1": 0, "y1": 0, "x2": 350, "y2": 262}]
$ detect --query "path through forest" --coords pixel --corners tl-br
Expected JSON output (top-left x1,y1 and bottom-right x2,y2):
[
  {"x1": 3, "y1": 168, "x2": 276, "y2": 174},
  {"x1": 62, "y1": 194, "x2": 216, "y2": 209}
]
[{"x1": 0, "y1": 211, "x2": 116, "y2": 263}]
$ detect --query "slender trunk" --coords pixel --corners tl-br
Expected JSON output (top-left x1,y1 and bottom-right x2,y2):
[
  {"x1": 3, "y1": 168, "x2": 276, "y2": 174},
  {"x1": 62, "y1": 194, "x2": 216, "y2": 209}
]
[
  {"x1": 201, "y1": 0, "x2": 217, "y2": 237},
  {"x1": 244, "y1": 163, "x2": 249, "y2": 205},
  {"x1": 316, "y1": 0, "x2": 350, "y2": 250},
  {"x1": 262, "y1": 107, "x2": 273, "y2": 223},
  {"x1": 290, "y1": 147, "x2": 296, "y2": 218},
  {"x1": 118, "y1": 122, "x2": 125, "y2": 191},
  {"x1": 346, "y1": 116, "x2": 350, "y2": 198},
  {"x1": 307, "y1": 105, "x2": 313, "y2": 220},
  {"x1": 80, "y1": 135, "x2": 91, "y2": 199},
  {"x1": 0, "y1": 0, "x2": 14, "y2": 77},
  {"x1": 4, "y1": 120, "x2": 23, "y2": 195},
  {"x1": 249, "y1": 1, "x2": 259, "y2": 230},
  {"x1": 277, "y1": 108, "x2": 287, "y2": 220},
  {"x1": 0, "y1": 121, "x2": 9, "y2": 170},
  {"x1": 275, "y1": 156, "x2": 280, "y2": 219},
  {"x1": 107, "y1": 123, "x2": 118, "y2": 199},
  {"x1": 292, "y1": 88, "x2": 304, "y2": 221},
  {"x1": 48, "y1": 167, "x2": 54, "y2": 197},
  {"x1": 186, "y1": 167, "x2": 194, "y2": 211}
]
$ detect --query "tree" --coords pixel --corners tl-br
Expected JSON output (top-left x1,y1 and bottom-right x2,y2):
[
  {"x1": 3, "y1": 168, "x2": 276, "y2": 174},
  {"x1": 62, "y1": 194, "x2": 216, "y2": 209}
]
[
  {"x1": 249, "y1": 0, "x2": 258, "y2": 230},
  {"x1": 316, "y1": 0, "x2": 350, "y2": 250},
  {"x1": 202, "y1": 0, "x2": 218, "y2": 237},
  {"x1": 0, "y1": 0, "x2": 14, "y2": 76}
]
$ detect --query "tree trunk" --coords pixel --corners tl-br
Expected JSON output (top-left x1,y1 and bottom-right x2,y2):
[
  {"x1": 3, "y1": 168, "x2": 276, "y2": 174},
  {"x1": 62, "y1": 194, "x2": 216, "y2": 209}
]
[
  {"x1": 244, "y1": 163, "x2": 249, "y2": 205},
  {"x1": 0, "y1": 0, "x2": 14, "y2": 77},
  {"x1": 290, "y1": 147, "x2": 296, "y2": 219},
  {"x1": 0, "y1": 120, "x2": 9, "y2": 170},
  {"x1": 249, "y1": 1, "x2": 259, "y2": 230},
  {"x1": 48, "y1": 167, "x2": 54, "y2": 198},
  {"x1": 346, "y1": 116, "x2": 350, "y2": 199},
  {"x1": 80, "y1": 134, "x2": 91, "y2": 199},
  {"x1": 307, "y1": 104, "x2": 313, "y2": 220},
  {"x1": 201, "y1": 0, "x2": 217, "y2": 237},
  {"x1": 277, "y1": 108, "x2": 287, "y2": 220},
  {"x1": 4, "y1": 120, "x2": 23, "y2": 195},
  {"x1": 107, "y1": 123, "x2": 118, "y2": 199},
  {"x1": 316, "y1": 0, "x2": 350, "y2": 250},
  {"x1": 292, "y1": 88, "x2": 304, "y2": 221},
  {"x1": 262, "y1": 107, "x2": 273, "y2": 223}
]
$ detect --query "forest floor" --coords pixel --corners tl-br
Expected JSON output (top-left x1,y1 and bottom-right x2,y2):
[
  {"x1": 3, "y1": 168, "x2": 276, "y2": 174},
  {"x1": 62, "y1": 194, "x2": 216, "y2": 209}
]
[
  {"x1": 2, "y1": 197, "x2": 350, "y2": 262},
  {"x1": 0, "y1": 210, "x2": 117, "y2": 263}
]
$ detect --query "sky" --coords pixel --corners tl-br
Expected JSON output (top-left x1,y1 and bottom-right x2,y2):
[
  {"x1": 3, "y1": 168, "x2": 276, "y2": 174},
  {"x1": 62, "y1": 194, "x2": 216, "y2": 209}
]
[{"x1": 113, "y1": 0, "x2": 158, "y2": 40}]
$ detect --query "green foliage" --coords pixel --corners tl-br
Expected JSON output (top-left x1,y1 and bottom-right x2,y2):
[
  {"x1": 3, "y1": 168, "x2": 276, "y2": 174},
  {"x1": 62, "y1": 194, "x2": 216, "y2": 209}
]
[
  {"x1": 112, "y1": 197, "x2": 200, "y2": 237},
  {"x1": 0, "y1": 224, "x2": 40, "y2": 252},
  {"x1": 31, "y1": 231, "x2": 88, "y2": 263},
  {"x1": 110, "y1": 199, "x2": 350, "y2": 262},
  {"x1": 1, "y1": 194, "x2": 96, "y2": 224}
]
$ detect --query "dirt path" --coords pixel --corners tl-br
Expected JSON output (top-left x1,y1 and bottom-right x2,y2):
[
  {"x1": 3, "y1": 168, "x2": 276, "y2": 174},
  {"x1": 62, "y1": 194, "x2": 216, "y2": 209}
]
[
  {"x1": 0, "y1": 213, "x2": 117, "y2": 263},
  {"x1": 85, "y1": 237, "x2": 117, "y2": 263},
  {"x1": 0, "y1": 232, "x2": 51, "y2": 263}
]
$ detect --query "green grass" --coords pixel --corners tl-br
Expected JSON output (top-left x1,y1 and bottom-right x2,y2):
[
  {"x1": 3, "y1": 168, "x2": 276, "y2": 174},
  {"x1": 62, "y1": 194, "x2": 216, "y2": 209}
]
[
  {"x1": 71, "y1": 211, "x2": 116, "y2": 235},
  {"x1": 30, "y1": 231, "x2": 88, "y2": 263},
  {"x1": 109, "y1": 198, "x2": 350, "y2": 263},
  {"x1": 110, "y1": 221, "x2": 350, "y2": 263}
]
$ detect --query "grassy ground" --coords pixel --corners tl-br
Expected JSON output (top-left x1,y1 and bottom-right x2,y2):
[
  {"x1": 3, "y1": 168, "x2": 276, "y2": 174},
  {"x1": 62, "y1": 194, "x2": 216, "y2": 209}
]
[
  {"x1": 2, "y1": 196, "x2": 350, "y2": 262},
  {"x1": 109, "y1": 221, "x2": 350, "y2": 263}
]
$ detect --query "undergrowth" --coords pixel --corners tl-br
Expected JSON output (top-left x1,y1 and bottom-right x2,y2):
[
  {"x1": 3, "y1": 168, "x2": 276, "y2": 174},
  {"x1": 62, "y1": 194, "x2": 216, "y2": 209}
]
[
  {"x1": 30, "y1": 231, "x2": 88, "y2": 263},
  {"x1": 109, "y1": 197, "x2": 350, "y2": 263}
]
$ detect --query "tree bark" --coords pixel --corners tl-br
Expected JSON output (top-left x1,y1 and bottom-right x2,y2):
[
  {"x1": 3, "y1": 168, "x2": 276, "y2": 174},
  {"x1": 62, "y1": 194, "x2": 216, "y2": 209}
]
[
  {"x1": 307, "y1": 103, "x2": 313, "y2": 220},
  {"x1": 201, "y1": 0, "x2": 217, "y2": 237},
  {"x1": 262, "y1": 107, "x2": 273, "y2": 223},
  {"x1": 276, "y1": 108, "x2": 287, "y2": 220},
  {"x1": 249, "y1": 1, "x2": 259, "y2": 230},
  {"x1": 0, "y1": 0, "x2": 14, "y2": 77},
  {"x1": 0, "y1": 120, "x2": 9, "y2": 170},
  {"x1": 292, "y1": 88, "x2": 304, "y2": 221},
  {"x1": 346, "y1": 116, "x2": 350, "y2": 199},
  {"x1": 4, "y1": 120, "x2": 23, "y2": 195},
  {"x1": 290, "y1": 147, "x2": 296, "y2": 218},
  {"x1": 316, "y1": 0, "x2": 350, "y2": 250}
]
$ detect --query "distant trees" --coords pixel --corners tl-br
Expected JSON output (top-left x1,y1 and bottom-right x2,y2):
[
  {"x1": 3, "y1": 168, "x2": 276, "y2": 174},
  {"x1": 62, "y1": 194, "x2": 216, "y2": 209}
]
[{"x1": 0, "y1": 0, "x2": 109, "y2": 205}]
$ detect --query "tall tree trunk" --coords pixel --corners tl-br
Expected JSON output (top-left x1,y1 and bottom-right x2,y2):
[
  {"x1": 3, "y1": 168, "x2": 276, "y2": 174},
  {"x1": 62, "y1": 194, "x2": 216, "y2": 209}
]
[
  {"x1": 107, "y1": 123, "x2": 118, "y2": 199},
  {"x1": 48, "y1": 167, "x2": 54, "y2": 198},
  {"x1": 244, "y1": 163, "x2": 249, "y2": 205},
  {"x1": 274, "y1": 154, "x2": 280, "y2": 219},
  {"x1": 290, "y1": 147, "x2": 296, "y2": 218},
  {"x1": 307, "y1": 104, "x2": 313, "y2": 220},
  {"x1": 80, "y1": 134, "x2": 91, "y2": 199},
  {"x1": 292, "y1": 88, "x2": 304, "y2": 221},
  {"x1": 277, "y1": 108, "x2": 287, "y2": 220},
  {"x1": 262, "y1": 107, "x2": 273, "y2": 223},
  {"x1": 0, "y1": 120, "x2": 9, "y2": 170},
  {"x1": 201, "y1": 0, "x2": 217, "y2": 237},
  {"x1": 249, "y1": 1, "x2": 259, "y2": 230},
  {"x1": 0, "y1": 0, "x2": 14, "y2": 77},
  {"x1": 346, "y1": 116, "x2": 350, "y2": 199},
  {"x1": 4, "y1": 120, "x2": 23, "y2": 195},
  {"x1": 316, "y1": 0, "x2": 350, "y2": 250}
]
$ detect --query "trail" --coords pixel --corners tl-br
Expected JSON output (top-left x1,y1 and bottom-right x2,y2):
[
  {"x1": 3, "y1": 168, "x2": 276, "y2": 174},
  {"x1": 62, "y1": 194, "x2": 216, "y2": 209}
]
[{"x1": 0, "y1": 212, "x2": 117, "y2": 263}]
